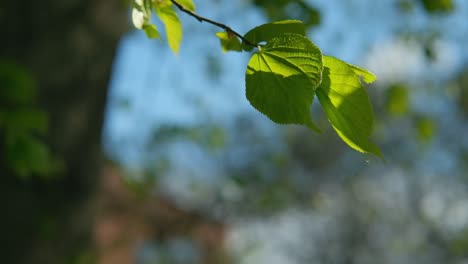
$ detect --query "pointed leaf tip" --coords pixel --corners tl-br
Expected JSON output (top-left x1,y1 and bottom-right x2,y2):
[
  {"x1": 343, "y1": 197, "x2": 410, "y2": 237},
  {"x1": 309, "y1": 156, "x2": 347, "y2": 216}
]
[
  {"x1": 348, "y1": 63, "x2": 377, "y2": 84},
  {"x1": 316, "y1": 56, "x2": 382, "y2": 157}
]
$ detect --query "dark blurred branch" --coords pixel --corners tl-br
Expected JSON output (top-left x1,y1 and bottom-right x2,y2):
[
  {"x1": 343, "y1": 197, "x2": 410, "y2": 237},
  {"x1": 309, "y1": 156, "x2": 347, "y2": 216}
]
[{"x1": 170, "y1": 0, "x2": 259, "y2": 49}]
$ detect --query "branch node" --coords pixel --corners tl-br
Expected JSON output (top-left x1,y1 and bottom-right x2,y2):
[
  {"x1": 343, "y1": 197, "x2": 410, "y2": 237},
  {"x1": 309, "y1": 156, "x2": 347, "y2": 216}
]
[{"x1": 170, "y1": 0, "x2": 258, "y2": 50}]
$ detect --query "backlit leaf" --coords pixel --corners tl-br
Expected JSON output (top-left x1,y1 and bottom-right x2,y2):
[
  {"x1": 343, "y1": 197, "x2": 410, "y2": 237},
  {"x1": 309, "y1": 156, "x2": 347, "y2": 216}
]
[
  {"x1": 156, "y1": 4, "x2": 183, "y2": 53},
  {"x1": 316, "y1": 56, "x2": 381, "y2": 156},
  {"x1": 242, "y1": 20, "x2": 306, "y2": 51},
  {"x1": 245, "y1": 33, "x2": 323, "y2": 131},
  {"x1": 348, "y1": 63, "x2": 377, "y2": 84},
  {"x1": 143, "y1": 24, "x2": 160, "y2": 38},
  {"x1": 216, "y1": 31, "x2": 242, "y2": 52},
  {"x1": 176, "y1": 0, "x2": 196, "y2": 11}
]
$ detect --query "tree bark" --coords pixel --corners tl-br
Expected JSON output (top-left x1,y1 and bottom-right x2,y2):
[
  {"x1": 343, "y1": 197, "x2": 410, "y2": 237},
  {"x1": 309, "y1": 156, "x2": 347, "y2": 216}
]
[{"x1": 0, "y1": 0, "x2": 127, "y2": 263}]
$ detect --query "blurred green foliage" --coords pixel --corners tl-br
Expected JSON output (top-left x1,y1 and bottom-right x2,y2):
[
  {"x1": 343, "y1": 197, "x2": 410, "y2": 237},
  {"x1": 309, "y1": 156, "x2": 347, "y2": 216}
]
[
  {"x1": 252, "y1": 0, "x2": 320, "y2": 28},
  {"x1": 386, "y1": 84, "x2": 410, "y2": 116},
  {"x1": 397, "y1": 0, "x2": 416, "y2": 13},
  {"x1": 0, "y1": 61, "x2": 61, "y2": 178},
  {"x1": 67, "y1": 250, "x2": 97, "y2": 264},
  {"x1": 149, "y1": 124, "x2": 226, "y2": 152},
  {"x1": 421, "y1": 0, "x2": 454, "y2": 13},
  {"x1": 450, "y1": 229, "x2": 468, "y2": 257},
  {"x1": 416, "y1": 116, "x2": 436, "y2": 143},
  {"x1": 457, "y1": 70, "x2": 468, "y2": 117}
]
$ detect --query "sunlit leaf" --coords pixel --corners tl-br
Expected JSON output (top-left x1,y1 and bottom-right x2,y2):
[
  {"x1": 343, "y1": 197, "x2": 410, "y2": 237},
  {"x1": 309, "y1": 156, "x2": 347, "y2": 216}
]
[
  {"x1": 245, "y1": 33, "x2": 323, "y2": 131},
  {"x1": 156, "y1": 4, "x2": 182, "y2": 53},
  {"x1": 176, "y1": 0, "x2": 196, "y2": 11},
  {"x1": 156, "y1": 0, "x2": 172, "y2": 8},
  {"x1": 216, "y1": 31, "x2": 242, "y2": 52},
  {"x1": 242, "y1": 20, "x2": 306, "y2": 51},
  {"x1": 316, "y1": 56, "x2": 381, "y2": 156},
  {"x1": 348, "y1": 63, "x2": 377, "y2": 84},
  {"x1": 132, "y1": 0, "x2": 161, "y2": 39},
  {"x1": 143, "y1": 24, "x2": 160, "y2": 38}
]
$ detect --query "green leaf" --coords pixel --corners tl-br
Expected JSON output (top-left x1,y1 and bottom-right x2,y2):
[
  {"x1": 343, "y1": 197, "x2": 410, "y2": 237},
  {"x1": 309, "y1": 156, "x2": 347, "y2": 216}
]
[
  {"x1": 176, "y1": 0, "x2": 196, "y2": 11},
  {"x1": 348, "y1": 63, "x2": 377, "y2": 84},
  {"x1": 215, "y1": 31, "x2": 242, "y2": 52},
  {"x1": 143, "y1": 24, "x2": 160, "y2": 38},
  {"x1": 156, "y1": 4, "x2": 182, "y2": 53},
  {"x1": 245, "y1": 33, "x2": 323, "y2": 131},
  {"x1": 132, "y1": 0, "x2": 161, "y2": 39},
  {"x1": 242, "y1": 20, "x2": 306, "y2": 51},
  {"x1": 316, "y1": 56, "x2": 382, "y2": 156}
]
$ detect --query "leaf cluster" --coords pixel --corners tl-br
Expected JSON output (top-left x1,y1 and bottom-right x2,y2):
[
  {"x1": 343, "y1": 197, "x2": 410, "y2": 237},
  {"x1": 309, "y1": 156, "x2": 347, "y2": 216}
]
[
  {"x1": 131, "y1": 2, "x2": 381, "y2": 156},
  {"x1": 132, "y1": 0, "x2": 195, "y2": 53},
  {"x1": 240, "y1": 21, "x2": 381, "y2": 156}
]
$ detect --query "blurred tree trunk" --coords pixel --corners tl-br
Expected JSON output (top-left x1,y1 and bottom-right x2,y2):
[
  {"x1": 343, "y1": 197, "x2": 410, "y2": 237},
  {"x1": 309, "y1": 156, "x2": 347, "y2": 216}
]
[{"x1": 0, "y1": 0, "x2": 127, "y2": 263}]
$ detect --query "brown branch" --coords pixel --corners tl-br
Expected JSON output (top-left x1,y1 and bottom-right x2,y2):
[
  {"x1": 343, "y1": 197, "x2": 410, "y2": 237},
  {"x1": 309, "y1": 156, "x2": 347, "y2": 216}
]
[{"x1": 170, "y1": 0, "x2": 259, "y2": 49}]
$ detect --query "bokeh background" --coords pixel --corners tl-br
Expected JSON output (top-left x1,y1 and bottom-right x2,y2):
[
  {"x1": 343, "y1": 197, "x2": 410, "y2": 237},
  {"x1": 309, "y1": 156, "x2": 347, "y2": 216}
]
[{"x1": 2, "y1": 0, "x2": 468, "y2": 263}]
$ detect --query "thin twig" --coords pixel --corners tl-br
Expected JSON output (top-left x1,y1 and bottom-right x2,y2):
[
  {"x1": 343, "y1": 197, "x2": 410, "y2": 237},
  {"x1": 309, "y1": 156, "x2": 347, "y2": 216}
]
[{"x1": 170, "y1": 0, "x2": 259, "y2": 49}]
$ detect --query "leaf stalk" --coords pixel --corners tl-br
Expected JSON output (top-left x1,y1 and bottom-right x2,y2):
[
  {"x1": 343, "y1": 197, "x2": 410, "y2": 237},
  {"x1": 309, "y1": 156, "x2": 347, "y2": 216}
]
[{"x1": 170, "y1": 0, "x2": 260, "y2": 49}]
